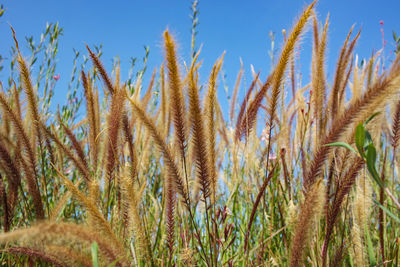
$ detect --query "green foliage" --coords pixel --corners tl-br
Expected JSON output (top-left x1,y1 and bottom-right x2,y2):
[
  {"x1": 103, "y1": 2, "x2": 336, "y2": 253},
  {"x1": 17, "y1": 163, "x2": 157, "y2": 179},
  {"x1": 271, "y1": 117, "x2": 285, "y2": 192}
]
[
  {"x1": 91, "y1": 242, "x2": 99, "y2": 267},
  {"x1": 393, "y1": 30, "x2": 400, "y2": 54}
]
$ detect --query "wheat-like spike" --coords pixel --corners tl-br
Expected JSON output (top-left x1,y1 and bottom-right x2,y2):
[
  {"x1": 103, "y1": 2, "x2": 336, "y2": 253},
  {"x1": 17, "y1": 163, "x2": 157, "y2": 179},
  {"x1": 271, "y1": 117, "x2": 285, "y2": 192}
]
[
  {"x1": 41, "y1": 124, "x2": 91, "y2": 181},
  {"x1": 188, "y1": 55, "x2": 211, "y2": 200},
  {"x1": 2, "y1": 247, "x2": 67, "y2": 267},
  {"x1": 337, "y1": 29, "x2": 360, "y2": 113},
  {"x1": 164, "y1": 30, "x2": 187, "y2": 163},
  {"x1": 204, "y1": 54, "x2": 224, "y2": 202},
  {"x1": 165, "y1": 168, "x2": 176, "y2": 257},
  {"x1": 270, "y1": 0, "x2": 316, "y2": 128},
  {"x1": 378, "y1": 149, "x2": 387, "y2": 264},
  {"x1": 86, "y1": 45, "x2": 114, "y2": 95},
  {"x1": 321, "y1": 157, "x2": 363, "y2": 265},
  {"x1": 129, "y1": 97, "x2": 189, "y2": 206},
  {"x1": 351, "y1": 177, "x2": 371, "y2": 267},
  {"x1": 1, "y1": 91, "x2": 11, "y2": 137},
  {"x1": 0, "y1": 222, "x2": 126, "y2": 266},
  {"x1": 391, "y1": 99, "x2": 400, "y2": 150},
  {"x1": 290, "y1": 179, "x2": 325, "y2": 267},
  {"x1": 105, "y1": 85, "x2": 126, "y2": 179},
  {"x1": 234, "y1": 74, "x2": 260, "y2": 140},
  {"x1": 286, "y1": 199, "x2": 298, "y2": 233},
  {"x1": 57, "y1": 112, "x2": 89, "y2": 172},
  {"x1": 160, "y1": 63, "x2": 169, "y2": 135},
  {"x1": 49, "y1": 179, "x2": 83, "y2": 221},
  {"x1": 0, "y1": 92, "x2": 44, "y2": 219},
  {"x1": 313, "y1": 14, "x2": 329, "y2": 142},
  {"x1": 82, "y1": 70, "x2": 99, "y2": 169},
  {"x1": 142, "y1": 68, "x2": 157, "y2": 109},
  {"x1": 250, "y1": 64, "x2": 263, "y2": 88},
  {"x1": 352, "y1": 56, "x2": 362, "y2": 101},
  {"x1": 312, "y1": 12, "x2": 320, "y2": 54},
  {"x1": 0, "y1": 139, "x2": 21, "y2": 212},
  {"x1": 120, "y1": 167, "x2": 151, "y2": 261},
  {"x1": 122, "y1": 114, "x2": 138, "y2": 184},
  {"x1": 136, "y1": 130, "x2": 152, "y2": 174},
  {"x1": 114, "y1": 58, "x2": 120, "y2": 90},
  {"x1": 12, "y1": 81, "x2": 22, "y2": 125},
  {"x1": 330, "y1": 242, "x2": 347, "y2": 267},
  {"x1": 1, "y1": 184, "x2": 13, "y2": 228},
  {"x1": 327, "y1": 25, "x2": 354, "y2": 115},
  {"x1": 329, "y1": 27, "x2": 360, "y2": 120},
  {"x1": 13, "y1": 32, "x2": 42, "y2": 155},
  {"x1": 51, "y1": 164, "x2": 125, "y2": 256},
  {"x1": 353, "y1": 176, "x2": 372, "y2": 235},
  {"x1": 244, "y1": 164, "x2": 277, "y2": 252},
  {"x1": 351, "y1": 221, "x2": 365, "y2": 267},
  {"x1": 0, "y1": 178, "x2": 9, "y2": 232},
  {"x1": 215, "y1": 102, "x2": 229, "y2": 149},
  {"x1": 93, "y1": 86, "x2": 101, "y2": 145},
  {"x1": 365, "y1": 54, "x2": 376, "y2": 88},
  {"x1": 230, "y1": 59, "x2": 243, "y2": 123},
  {"x1": 343, "y1": 30, "x2": 361, "y2": 69},
  {"x1": 88, "y1": 178, "x2": 100, "y2": 210},
  {"x1": 239, "y1": 72, "x2": 274, "y2": 140},
  {"x1": 338, "y1": 56, "x2": 354, "y2": 111},
  {"x1": 44, "y1": 132, "x2": 56, "y2": 165},
  {"x1": 305, "y1": 55, "x2": 400, "y2": 190},
  {"x1": 10, "y1": 81, "x2": 27, "y2": 166},
  {"x1": 46, "y1": 245, "x2": 92, "y2": 267},
  {"x1": 290, "y1": 50, "x2": 296, "y2": 99}
]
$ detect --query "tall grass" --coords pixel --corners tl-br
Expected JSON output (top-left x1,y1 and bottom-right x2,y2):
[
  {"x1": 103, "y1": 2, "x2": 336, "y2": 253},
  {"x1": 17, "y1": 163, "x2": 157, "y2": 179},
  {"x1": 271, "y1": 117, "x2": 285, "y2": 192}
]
[{"x1": 0, "y1": 1, "x2": 400, "y2": 266}]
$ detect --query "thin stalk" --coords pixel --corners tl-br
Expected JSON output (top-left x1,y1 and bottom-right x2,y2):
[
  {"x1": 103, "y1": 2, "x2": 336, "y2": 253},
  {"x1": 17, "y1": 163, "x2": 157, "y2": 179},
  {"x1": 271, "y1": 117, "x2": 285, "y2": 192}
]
[
  {"x1": 39, "y1": 144, "x2": 50, "y2": 217},
  {"x1": 203, "y1": 194, "x2": 213, "y2": 267},
  {"x1": 379, "y1": 148, "x2": 387, "y2": 265}
]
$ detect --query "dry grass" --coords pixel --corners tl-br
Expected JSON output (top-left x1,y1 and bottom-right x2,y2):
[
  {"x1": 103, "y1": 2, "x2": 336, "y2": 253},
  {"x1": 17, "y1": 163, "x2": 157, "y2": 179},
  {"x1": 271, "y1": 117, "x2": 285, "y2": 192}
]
[{"x1": 0, "y1": 1, "x2": 399, "y2": 266}]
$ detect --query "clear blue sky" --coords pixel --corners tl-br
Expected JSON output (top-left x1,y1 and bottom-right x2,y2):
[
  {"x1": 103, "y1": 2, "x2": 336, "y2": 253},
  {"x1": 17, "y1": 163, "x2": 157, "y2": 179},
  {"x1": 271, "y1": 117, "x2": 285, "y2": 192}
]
[{"x1": 0, "y1": 0, "x2": 399, "y2": 112}]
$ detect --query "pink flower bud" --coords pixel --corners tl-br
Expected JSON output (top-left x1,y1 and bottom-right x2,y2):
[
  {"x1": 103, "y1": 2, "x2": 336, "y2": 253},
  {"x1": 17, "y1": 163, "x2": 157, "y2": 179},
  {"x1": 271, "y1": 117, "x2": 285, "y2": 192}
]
[{"x1": 269, "y1": 153, "x2": 277, "y2": 160}]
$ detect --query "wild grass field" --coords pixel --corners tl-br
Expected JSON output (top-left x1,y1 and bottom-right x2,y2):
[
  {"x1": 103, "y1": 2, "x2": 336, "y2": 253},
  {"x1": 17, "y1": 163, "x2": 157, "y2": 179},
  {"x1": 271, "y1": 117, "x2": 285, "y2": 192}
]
[{"x1": 0, "y1": 0, "x2": 399, "y2": 266}]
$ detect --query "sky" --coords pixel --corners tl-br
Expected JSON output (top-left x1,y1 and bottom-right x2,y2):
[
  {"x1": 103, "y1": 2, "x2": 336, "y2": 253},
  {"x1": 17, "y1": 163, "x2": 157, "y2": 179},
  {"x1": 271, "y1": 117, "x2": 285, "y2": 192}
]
[{"x1": 0, "y1": 0, "x2": 399, "y2": 116}]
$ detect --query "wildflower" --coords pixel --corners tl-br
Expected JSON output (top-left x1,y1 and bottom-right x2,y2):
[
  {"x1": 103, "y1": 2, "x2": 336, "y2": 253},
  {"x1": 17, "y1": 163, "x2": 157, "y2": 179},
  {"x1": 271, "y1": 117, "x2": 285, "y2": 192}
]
[
  {"x1": 53, "y1": 74, "x2": 60, "y2": 81},
  {"x1": 261, "y1": 127, "x2": 270, "y2": 143},
  {"x1": 64, "y1": 167, "x2": 73, "y2": 174}
]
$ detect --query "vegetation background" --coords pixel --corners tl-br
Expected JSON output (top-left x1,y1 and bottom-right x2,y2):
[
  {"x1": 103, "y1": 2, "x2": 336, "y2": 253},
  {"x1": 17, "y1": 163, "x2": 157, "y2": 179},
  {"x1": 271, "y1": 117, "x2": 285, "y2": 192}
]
[{"x1": 0, "y1": 0, "x2": 399, "y2": 266}]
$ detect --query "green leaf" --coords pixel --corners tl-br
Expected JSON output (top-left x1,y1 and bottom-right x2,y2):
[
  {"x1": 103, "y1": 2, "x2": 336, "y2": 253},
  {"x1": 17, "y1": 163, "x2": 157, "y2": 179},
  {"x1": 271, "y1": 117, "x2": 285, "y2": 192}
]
[
  {"x1": 364, "y1": 130, "x2": 373, "y2": 149},
  {"x1": 355, "y1": 123, "x2": 365, "y2": 157},
  {"x1": 91, "y1": 242, "x2": 99, "y2": 267},
  {"x1": 365, "y1": 144, "x2": 385, "y2": 188},
  {"x1": 374, "y1": 200, "x2": 400, "y2": 223},
  {"x1": 107, "y1": 258, "x2": 123, "y2": 267},
  {"x1": 324, "y1": 142, "x2": 357, "y2": 153},
  {"x1": 364, "y1": 112, "x2": 380, "y2": 126},
  {"x1": 365, "y1": 228, "x2": 376, "y2": 266}
]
